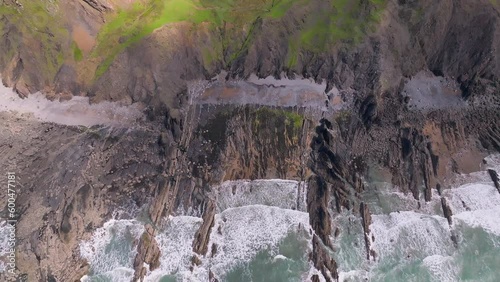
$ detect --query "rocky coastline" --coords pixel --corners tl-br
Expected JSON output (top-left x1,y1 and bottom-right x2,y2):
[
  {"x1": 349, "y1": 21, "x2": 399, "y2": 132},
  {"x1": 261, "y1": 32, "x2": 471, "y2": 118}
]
[{"x1": 0, "y1": 0, "x2": 499, "y2": 281}]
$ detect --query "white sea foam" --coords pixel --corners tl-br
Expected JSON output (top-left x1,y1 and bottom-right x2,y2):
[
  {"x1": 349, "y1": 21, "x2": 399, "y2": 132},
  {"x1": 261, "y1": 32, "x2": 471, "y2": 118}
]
[
  {"x1": 338, "y1": 270, "x2": 369, "y2": 282},
  {"x1": 453, "y1": 207, "x2": 500, "y2": 237},
  {"x1": 81, "y1": 179, "x2": 315, "y2": 281},
  {"x1": 206, "y1": 205, "x2": 311, "y2": 278},
  {"x1": 0, "y1": 221, "x2": 13, "y2": 273},
  {"x1": 80, "y1": 160, "x2": 500, "y2": 282},
  {"x1": 79, "y1": 219, "x2": 144, "y2": 281},
  {"x1": 422, "y1": 255, "x2": 457, "y2": 282},
  {"x1": 145, "y1": 216, "x2": 203, "y2": 282},
  {"x1": 444, "y1": 183, "x2": 500, "y2": 214},
  {"x1": 0, "y1": 83, "x2": 144, "y2": 126},
  {"x1": 145, "y1": 205, "x2": 312, "y2": 281},
  {"x1": 80, "y1": 267, "x2": 136, "y2": 282},
  {"x1": 211, "y1": 179, "x2": 307, "y2": 212},
  {"x1": 272, "y1": 254, "x2": 288, "y2": 262},
  {"x1": 364, "y1": 154, "x2": 500, "y2": 281},
  {"x1": 370, "y1": 211, "x2": 453, "y2": 261},
  {"x1": 484, "y1": 154, "x2": 500, "y2": 171},
  {"x1": 445, "y1": 155, "x2": 500, "y2": 238}
]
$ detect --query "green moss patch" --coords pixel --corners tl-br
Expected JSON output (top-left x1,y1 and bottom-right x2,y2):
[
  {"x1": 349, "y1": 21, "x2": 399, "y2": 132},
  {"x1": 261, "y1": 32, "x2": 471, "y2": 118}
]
[
  {"x1": 254, "y1": 107, "x2": 303, "y2": 131},
  {"x1": 303, "y1": 0, "x2": 385, "y2": 48},
  {"x1": 93, "y1": 0, "x2": 302, "y2": 78},
  {"x1": 0, "y1": 1, "x2": 69, "y2": 83},
  {"x1": 288, "y1": 0, "x2": 387, "y2": 66},
  {"x1": 73, "y1": 43, "x2": 84, "y2": 62},
  {"x1": 252, "y1": 107, "x2": 304, "y2": 153},
  {"x1": 1, "y1": 0, "x2": 389, "y2": 84},
  {"x1": 91, "y1": 0, "x2": 388, "y2": 78}
]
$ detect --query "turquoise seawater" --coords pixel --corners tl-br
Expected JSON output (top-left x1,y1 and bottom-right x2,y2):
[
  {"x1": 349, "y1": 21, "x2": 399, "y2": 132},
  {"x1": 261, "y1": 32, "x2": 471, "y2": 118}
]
[
  {"x1": 78, "y1": 158, "x2": 500, "y2": 282},
  {"x1": 224, "y1": 232, "x2": 310, "y2": 282},
  {"x1": 456, "y1": 225, "x2": 500, "y2": 281},
  {"x1": 81, "y1": 213, "x2": 500, "y2": 282}
]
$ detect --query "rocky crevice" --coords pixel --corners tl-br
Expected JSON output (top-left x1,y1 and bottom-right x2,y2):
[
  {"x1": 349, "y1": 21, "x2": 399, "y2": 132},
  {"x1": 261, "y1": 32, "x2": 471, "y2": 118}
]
[
  {"x1": 360, "y1": 202, "x2": 374, "y2": 261},
  {"x1": 0, "y1": 113, "x2": 167, "y2": 281},
  {"x1": 310, "y1": 235, "x2": 339, "y2": 282},
  {"x1": 132, "y1": 106, "x2": 194, "y2": 281},
  {"x1": 488, "y1": 169, "x2": 500, "y2": 194},
  {"x1": 80, "y1": 0, "x2": 110, "y2": 12},
  {"x1": 307, "y1": 175, "x2": 333, "y2": 249},
  {"x1": 130, "y1": 103, "x2": 317, "y2": 281},
  {"x1": 191, "y1": 200, "x2": 216, "y2": 267},
  {"x1": 2, "y1": 0, "x2": 500, "y2": 280}
]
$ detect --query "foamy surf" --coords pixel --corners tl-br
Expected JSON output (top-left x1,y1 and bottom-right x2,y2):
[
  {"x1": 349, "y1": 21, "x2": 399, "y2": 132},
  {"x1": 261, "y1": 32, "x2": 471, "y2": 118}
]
[
  {"x1": 205, "y1": 205, "x2": 310, "y2": 276},
  {"x1": 145, "y1": 205, "x2": 313, "y2": 282},
  {"x1": 80, "y1": 155, "x2": 500, "y2": 282},
  {"x1": 144, "y1": 216, "x2": 203, "y2": 281},
  {"x1": 421, "y1": 255, "x2": 458, "y2": 282},
  {"x1": 81, "y1": 179, "x2": 318, "y2": 282},
  {"x1": 210, "y1": 179, "x2": 307, "y2": 212},
  {"x1": 453, "y1": 208, "x2": 500, "y2": 237},
  {"x1": 80, "y1": 219, "x2": 144, "y2": 282},
  {"x1": 370, "y1": 211, "x2": 454, "y2": 261},
  {"x1": 0, "y1": 221, "x2": 14, "y2": 274},
  {"x1": 335, "y1": 154, "x2": 500, "y2": 282}
]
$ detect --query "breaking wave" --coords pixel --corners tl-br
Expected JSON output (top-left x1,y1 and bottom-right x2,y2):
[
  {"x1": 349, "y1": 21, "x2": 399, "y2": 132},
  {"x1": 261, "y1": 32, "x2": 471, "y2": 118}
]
[{"x1": 80, "y1": 155, "x2": 500, "y2": 282}]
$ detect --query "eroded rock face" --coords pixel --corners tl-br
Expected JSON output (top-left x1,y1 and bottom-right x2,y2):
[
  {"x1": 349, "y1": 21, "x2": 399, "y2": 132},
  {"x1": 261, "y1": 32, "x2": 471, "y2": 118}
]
[
  {"x1": 1, "y1": 0, "x2": 500, "y2": 281},
  {"x1": 2, "y1": 75, "x2": 499, "y2": 281},
  {"x1": 0, "y1": 111, "x2": 165, "y2": 281},
  {"x1": 309, "y1": 235, "x2": 339, "y2": 282},
  {"x1": 488, "y1": 169, "x2": 500, "y2": 193},
  {"x1": 131, "y1": 103, "x2": 317, "y2": 281},
  {"x1": 191, "y1": 200, "x2": 216, "y2": 264},
  {"x1": 1, "y1": 1, "x2": 498, "y2": 112},
  {"x1": 304, "y1": 69, "x2": 499, "y2": 272},
  {"x1": 360, "y1": 202, "x2": 373, "y2": 260}
]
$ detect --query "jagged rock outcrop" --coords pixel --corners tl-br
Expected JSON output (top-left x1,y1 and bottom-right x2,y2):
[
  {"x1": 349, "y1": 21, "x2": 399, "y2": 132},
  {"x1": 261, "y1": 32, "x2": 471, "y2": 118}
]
[
  {"x1": 81, "y1": 0, "x2": 110, "y2": 12},
  {"x1": 307, "y1": 175, "x2": 333, "y2": 248},
  {"x1": 132, "y1": 225, "x2": 161, "y2": 280},
  {"x1": 310, "y1": 235, "x2": 339, "y2": 282},
  {"x1": 0, "y1": 112, "x2": 166, "y2": 281},
  {"x1": 360, "y1": 202, "x2": 374, "y2": 260},
  {"x1": 488, "y1": 169, "x2": 500, "y2": 193},
  {"x1": 191, "y1": 200, "x2": 216, "y2": 262},
  {"x1": 441, "y1": 197, "x2": 454, "y2": 225},
  {"x1": 1, "y1": 0, "x2": 500, "y2": 281},
  {"x1": 130, "y1": 104, "x2": 316, "y2": 281}
]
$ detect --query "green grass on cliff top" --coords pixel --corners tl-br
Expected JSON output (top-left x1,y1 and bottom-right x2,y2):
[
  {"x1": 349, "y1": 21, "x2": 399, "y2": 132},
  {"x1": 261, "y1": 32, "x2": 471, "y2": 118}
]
[
  {"x1": 303, "y1": 0, "x2": 386, "y2": 46},
  {"x1": 93, "y1": 0, "x2": 299, "y2": 78},
  {"x1": 287, "y1": 0, "x2": 386, "y2": 66},
  {"x1": 0, "y1": 0, "x2": 387, "y2": 82},
  {"x1": 0, "y1": 1, "x2": 68, "y2": 83},
  {"x1": 95, "y1": 0, "x2": 387, "y2": 77}
]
